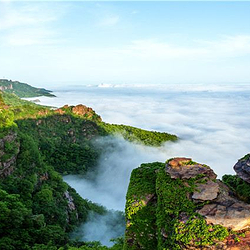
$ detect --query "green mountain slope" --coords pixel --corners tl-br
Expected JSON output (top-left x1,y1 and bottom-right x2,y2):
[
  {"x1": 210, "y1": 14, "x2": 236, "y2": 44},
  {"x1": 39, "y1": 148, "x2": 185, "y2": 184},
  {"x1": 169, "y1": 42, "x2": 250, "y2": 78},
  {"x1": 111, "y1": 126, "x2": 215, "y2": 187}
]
[
  {"x1": 0, "y1": 79, "x2": 55, "y2": 98},
  {"x1": 0, "y1": 86, "x2": 178, "y2": 249}
]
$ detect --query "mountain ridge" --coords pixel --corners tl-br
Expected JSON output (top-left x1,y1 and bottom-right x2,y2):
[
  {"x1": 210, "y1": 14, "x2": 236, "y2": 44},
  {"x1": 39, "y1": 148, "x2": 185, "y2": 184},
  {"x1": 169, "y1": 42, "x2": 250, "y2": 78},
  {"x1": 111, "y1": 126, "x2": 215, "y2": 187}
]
[
  {"x1": 0, "y1": 81, "x2": 178, "y2": 249},
  {"x1": 0, "y1": 79, "x2": 55, "y2": 98}
]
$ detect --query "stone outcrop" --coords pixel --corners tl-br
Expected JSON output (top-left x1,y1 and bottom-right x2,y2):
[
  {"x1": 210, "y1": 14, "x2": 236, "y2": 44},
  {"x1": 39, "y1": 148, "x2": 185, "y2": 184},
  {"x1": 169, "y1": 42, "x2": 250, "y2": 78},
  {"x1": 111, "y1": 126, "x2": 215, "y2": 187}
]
[
  {"x1": 197, "y1": 181, "x2": 250, "y2": 231},
  {"x1": 124, "y1": 157, "x2": 250, "y2": 250},
  {"x1": 192, "y1": 180, "x2": 219, "y2": 201},
  {"x1": 72, "y1": 104, "x2": 94, "y2": 116},
  {"x1": 54, "y1": 104, "x2": 102, "y2": 122},
  {"x1": 166, "y1": 158, "x2": 250, "y2": 231},
  {"x1": 64, "y1": 190, "x2": 79, "y2": 223},
  {"x1": 0, "y1": 83, "x2": 13, "y2": 91},
  {"x1": 0, "y1": 131, "x2": 20, "y2": 178},
  {"x1": 166, "y1": 157, "x2": 217, "y2": 180},
  {"x1": 234, "y1": 154, "x2": 250, "y2": 184}
]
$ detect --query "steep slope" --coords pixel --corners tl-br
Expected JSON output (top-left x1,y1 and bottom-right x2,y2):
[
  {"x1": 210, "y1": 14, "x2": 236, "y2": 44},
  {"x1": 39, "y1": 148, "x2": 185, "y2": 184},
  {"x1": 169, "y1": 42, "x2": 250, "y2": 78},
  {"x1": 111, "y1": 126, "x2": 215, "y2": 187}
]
[
  {"x1": 0, "y1": 79, "x2": 55, "y2": 98},
  {"x1": 0, "y1": 88, "x2": 178, "y2": 249},
  {"x1": 0, "y1": 104, "x2": 107, "y2": 249},
  {"x1": 124, "y1": 157, "x2": 250, "y2": 250}
]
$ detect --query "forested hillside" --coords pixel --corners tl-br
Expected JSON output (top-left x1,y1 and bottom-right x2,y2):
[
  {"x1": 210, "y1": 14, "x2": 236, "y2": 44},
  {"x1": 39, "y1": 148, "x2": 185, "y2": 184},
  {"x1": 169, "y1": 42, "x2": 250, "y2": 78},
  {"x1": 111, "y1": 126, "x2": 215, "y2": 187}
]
[
  {"x1": 0, "y1": 88, "x2": 177, "y2": 249},
  {"x1": 0, "y1": 79, "x2": 55, "y2": 98}
]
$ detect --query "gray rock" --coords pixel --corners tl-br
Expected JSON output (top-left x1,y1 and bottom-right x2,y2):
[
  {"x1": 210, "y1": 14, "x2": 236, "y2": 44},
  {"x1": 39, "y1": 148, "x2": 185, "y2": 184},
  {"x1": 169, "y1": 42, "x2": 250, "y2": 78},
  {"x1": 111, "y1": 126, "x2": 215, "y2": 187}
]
[
  {"x1": 234, "y1": 154, "x2": 250, "y2": 183},
  {"x1": 197, "y1": 181, "x2": 250, "y2": 231},
  {"x1": 192, "y1": 180, "x2": 219, "y2": 201},
  {"x1": 166, "y1": 157, "x2": 217, "y2": 180}
]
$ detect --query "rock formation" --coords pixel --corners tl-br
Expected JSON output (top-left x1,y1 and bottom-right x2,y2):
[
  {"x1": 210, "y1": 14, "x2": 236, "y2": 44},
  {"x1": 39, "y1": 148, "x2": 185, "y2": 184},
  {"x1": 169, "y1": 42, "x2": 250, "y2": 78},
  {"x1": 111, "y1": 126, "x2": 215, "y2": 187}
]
[
  {"x1": 55, "y1": 104, "x2": 102, "y2": 122},
  {"x1": 0, "y1": 131, "x2": 19, "y2": 178},
  {"x1": 124, "y1": 157, "x2": 250, "y2": 250},
  {"x1": 234, "y1": 154, "x2": 250, "y2": 184}
]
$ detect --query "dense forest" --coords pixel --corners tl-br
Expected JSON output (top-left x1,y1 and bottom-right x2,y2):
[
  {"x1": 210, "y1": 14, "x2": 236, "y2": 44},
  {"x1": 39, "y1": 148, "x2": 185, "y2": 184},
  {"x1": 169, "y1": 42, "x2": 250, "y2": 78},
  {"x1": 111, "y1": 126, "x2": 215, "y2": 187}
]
[{"x1": 0, "y1": 85, "x2": 177, "y2": 250}]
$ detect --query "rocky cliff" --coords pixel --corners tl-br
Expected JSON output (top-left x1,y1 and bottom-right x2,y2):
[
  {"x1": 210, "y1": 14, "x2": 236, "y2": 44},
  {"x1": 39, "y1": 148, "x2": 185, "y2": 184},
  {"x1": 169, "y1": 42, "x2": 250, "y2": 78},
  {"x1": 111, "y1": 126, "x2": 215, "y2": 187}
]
[
  {"x1": 0, "y1": 131, "x2": 19, "y2": 178},
  {"x1": 124, "y1": 157, "x2": 250, "y2": 250}
]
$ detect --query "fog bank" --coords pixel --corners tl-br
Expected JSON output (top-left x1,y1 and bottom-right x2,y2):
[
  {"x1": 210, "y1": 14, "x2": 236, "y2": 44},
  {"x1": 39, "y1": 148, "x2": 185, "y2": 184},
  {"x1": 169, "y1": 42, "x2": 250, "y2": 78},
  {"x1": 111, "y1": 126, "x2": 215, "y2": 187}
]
[
  {"x1": 39, "y1": 83, "x2": 250, "y2": 245},
  {"x1": 37, "y1": 83, "x2": 250, "y2": 177}
]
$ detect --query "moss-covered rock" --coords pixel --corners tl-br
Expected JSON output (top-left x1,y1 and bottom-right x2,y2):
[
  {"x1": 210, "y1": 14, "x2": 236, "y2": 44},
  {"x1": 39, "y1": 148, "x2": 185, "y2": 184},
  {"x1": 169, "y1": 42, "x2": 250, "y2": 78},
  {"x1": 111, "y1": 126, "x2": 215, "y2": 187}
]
[{"x1": 124, "y1": 158, "x2": 250, "y2": 250}]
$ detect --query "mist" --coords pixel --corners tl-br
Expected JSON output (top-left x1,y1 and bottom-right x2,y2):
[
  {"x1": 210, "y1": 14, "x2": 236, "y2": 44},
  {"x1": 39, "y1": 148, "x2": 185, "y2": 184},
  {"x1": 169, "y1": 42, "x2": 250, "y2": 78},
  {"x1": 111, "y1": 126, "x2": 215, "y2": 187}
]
[
  {"x1": 30, "y1": 83, "x2": 250, "y2": 245},
  {"x1": 64, "y1": 136, "x2": 171, "y2": 211},
  {"x1": 70, "y1": 210, "x2": 125, "y2": 247},
  {"x1": 34, "y1": 83, "x2": 250, "y2": 177},
  {"x1": 64, "y1": 136, "x2": 172, "y2": 245}
]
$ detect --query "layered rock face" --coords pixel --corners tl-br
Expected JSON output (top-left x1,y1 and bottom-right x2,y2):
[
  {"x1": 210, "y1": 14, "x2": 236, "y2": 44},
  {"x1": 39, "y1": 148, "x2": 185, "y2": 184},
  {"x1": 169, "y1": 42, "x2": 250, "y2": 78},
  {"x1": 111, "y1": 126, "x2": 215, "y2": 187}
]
[
  {"x1": 124, "y1": 157, "x2": 250, "y2": 250},
  {"x1": 0, "y1": 131, "x2": 19, "y2": 178},
  {"x1": 55, "y1": 104, "x2": 102, "y2": 122}
]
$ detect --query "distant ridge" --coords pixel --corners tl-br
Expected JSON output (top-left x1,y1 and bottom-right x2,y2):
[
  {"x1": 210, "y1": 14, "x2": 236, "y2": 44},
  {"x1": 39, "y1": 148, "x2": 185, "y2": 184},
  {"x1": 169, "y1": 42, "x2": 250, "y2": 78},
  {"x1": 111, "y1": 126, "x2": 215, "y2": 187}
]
[{"x1": 0, "y1": 79, "x2": 55, "y2": 98}]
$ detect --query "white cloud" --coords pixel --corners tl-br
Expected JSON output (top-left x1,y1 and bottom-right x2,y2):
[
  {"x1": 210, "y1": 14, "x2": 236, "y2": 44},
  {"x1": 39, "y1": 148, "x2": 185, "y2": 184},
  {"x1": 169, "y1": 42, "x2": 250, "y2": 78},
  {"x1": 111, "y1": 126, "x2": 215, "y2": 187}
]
[
  {"x1": 0, "y1": 2, "x2": 64, "y2": 46},
  {"x1": 36, "y1": 84, "x2": 250, "y2": 180},
  {"x1": 0, "y1": 2, "x2": 249, "y2": 83},
  {"x1": 37, "y1": 84, "x2": 250, "y2": 245},
  {"x1": 1, "y1": 34, "x2": 250, "y2": 83},
  {"x1": 0, "y1": 2, "x2": 58, "y2": 31},
  {"x1": 6, "y1": 28, "x2": 58, "y2": 46},
  {"x1": 119, "y1": 35, "x2": 250, "y2": 60},
  {"x1": 98, "y1": 15, "x2": 120, "y2": 27},
  {"x1": 125, "y1": 39, "x2": 208, "y2": 58},
  {"x1": 195, "y1": 35, "x2": 250, "y2": 57},
  {"x1": 131, "y1": 10, "x2": 138, "y2": 15}
]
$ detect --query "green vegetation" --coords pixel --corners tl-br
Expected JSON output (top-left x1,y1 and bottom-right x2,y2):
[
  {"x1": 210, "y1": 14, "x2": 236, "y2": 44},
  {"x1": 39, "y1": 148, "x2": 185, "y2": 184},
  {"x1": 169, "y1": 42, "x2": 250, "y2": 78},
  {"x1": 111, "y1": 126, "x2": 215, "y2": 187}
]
[
  {"x1": 0, "y1": 129, "x2": 108, "y2": 250},
  {"x1": 57, "y1": 238, "x2": 124, "y2": 250},
  {"x1": 156, "y1": 168, "x2": 228, "y2": 250},
  {"x1": 0, "y1": 93, "x2": 16, "y2": 132},
  {"x1": 223, "y1": 174, "x2": 250, "y2": 203},
  {"x1": 0, "y1": 109, "x2": 16, "y2": 130},
  {"x1": 125, "y1": 162, "x2": 229, "y2": 250},
  {"x1": 2, "y1": 91, "x2": 52, "y2": 120},
  {"x1": 1, "y1": 91, "x2": 178, "y2": 149},
  {"x1": 124, "y1": 163, "x2": 164, "y2": 250},
  {"x1": 239, "y1": 153, "x2": 250, "y2": 161},
  {"x1": 0, "y1": 79, "x2": 55, "y2": 98},
  {"x1": 100, "y1": 123, "x2": 177, "y2": 147},
  {"x1": 16, "y1": 116, "x2": 104, "y2": 175},
  {"x1": 0, "y1": 83, "x2": 178, "y2": 249},
  {"x1": 222, "y1": 154, "x2": 250, "y2": 203},
  {"x1": 0, "y1": 94, "x2": 120, "y2": 249}
]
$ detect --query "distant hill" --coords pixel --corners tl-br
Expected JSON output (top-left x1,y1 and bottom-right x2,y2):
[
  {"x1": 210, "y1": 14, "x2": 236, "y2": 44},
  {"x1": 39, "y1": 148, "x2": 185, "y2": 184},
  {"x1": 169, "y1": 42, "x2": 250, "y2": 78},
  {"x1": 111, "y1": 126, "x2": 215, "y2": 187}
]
[{"x1": 0, "y1": 79, "x2": 55, "y2": 98}]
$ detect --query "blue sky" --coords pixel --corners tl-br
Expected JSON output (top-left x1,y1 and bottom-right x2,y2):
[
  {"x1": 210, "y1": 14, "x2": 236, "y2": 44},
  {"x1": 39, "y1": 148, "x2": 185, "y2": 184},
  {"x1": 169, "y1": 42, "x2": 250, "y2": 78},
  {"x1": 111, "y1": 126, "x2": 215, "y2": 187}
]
[{"x1": 0, "y1": 1, "x2": 250, "y2": 86}]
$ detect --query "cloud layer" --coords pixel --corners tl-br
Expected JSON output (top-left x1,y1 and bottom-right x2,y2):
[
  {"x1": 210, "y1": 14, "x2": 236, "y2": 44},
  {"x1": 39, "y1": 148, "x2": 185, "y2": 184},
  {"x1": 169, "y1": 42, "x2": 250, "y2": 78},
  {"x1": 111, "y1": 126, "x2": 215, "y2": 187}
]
[
  {"x1": 38, "y1": 83, "x2": 250, "y2": 181},
  {"x1": 35, "y1": 83, "x2": 250, "y2": 244}
]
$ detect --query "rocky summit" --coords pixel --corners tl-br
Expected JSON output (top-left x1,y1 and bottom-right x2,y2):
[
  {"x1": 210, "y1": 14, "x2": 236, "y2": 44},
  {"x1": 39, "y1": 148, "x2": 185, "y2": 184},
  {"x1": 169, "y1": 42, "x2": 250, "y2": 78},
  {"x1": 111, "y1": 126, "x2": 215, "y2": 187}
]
[{"x1": 124, "y1": 157, "x2": 250, "y2": 250}]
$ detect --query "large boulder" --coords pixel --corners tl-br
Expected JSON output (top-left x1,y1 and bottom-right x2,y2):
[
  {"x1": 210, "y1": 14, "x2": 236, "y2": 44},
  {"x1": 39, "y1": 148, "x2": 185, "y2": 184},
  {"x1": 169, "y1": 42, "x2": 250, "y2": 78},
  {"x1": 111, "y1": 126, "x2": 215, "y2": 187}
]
[
  {"x1": 166, "y1": 157, "x2": 217, "y2": 180},
  {"x1": 124, "y1": 157, "x2": 250, "y2": 250},
  {"x1": 197, "y1": 181, "x2": 250, "y2": 231}
]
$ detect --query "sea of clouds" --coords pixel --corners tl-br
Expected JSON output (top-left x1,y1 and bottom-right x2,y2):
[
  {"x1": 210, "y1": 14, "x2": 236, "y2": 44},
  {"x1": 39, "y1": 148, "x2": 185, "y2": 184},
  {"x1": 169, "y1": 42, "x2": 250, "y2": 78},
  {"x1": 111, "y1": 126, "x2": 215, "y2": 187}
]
[{"x1": 28, "y1": 83, "x2": 250, "y2": 245}]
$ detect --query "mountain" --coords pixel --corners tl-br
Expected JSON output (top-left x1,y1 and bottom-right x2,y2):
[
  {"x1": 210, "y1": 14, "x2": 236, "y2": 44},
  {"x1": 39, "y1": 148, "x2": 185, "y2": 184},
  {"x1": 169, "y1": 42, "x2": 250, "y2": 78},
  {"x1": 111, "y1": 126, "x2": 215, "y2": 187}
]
[
  {"x1": 124, "y1": 157, "x2": 250, "y2": 250},
  {"x1": 0, "y1": 84, "x2": 178, "y2": 250},
  {"x1": 2, "y1": 81, "x2": 250, "y2": 250},
  {"x1": 0, "y1": 79, "x2": 55, "y2": 98}
]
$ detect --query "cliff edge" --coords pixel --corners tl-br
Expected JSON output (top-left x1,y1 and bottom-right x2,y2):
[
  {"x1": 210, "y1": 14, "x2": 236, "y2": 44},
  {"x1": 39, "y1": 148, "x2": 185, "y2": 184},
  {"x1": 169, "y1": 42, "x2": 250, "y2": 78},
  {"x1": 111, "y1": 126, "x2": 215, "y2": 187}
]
[{"x1": 124, "y1": 157, "x2": 250, "y2": 250}]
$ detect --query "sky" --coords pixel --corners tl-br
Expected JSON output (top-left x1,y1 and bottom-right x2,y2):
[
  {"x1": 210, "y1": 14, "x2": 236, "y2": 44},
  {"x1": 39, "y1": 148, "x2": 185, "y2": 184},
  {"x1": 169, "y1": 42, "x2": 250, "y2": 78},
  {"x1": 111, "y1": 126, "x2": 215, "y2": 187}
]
[{"x1": 0, "y1": 1, "x2": 250, "y2": 85}]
